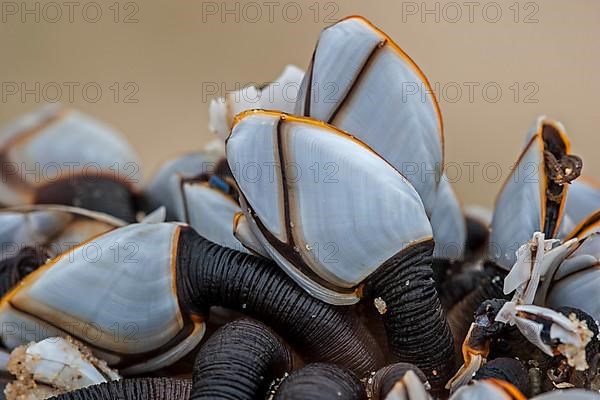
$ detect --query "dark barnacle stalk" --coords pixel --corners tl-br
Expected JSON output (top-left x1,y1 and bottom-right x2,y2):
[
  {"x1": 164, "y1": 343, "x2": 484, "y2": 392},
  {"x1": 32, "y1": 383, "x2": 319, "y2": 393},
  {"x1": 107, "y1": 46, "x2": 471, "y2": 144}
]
[
  {"x1": 366, "y1": 363, "x2": 430, "y2": 400},
  {"x1": 273, "y1": 363, "x2": 365, "y2": 400},
  {"x1": 190, "y1": 319, "x2": 292, "y2": 399},
  {"x1": 0, "y1": 223, "x2": 383, "y2": 382},
  {"x1": 364, "y1": 240, "x2": 455, "y2": 394},
  {"x1": 177, "y1": 228, "x2": 384, "y2": 376},
  {"x1": 474, "y1": 358, "x2": 530, "y2": 396},
  {"x1": 52, "y1": 379, "x2": 192, "y2": 400}
]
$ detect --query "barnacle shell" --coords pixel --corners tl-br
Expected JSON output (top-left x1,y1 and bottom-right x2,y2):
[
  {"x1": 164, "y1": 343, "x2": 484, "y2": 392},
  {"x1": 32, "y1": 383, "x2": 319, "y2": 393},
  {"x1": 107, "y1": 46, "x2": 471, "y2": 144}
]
[
  {"x1": 531, "y1": 389, "x2": 600, "y2": 399},
  {"x1": 490, "y1": 117, "x2": 574, "y2": 270},
  {"x1": 540, "y1": 232, "x2": 600, "y2": 321},
  {"x1": 226, "y1": 111, "x2": 432, "y2": 304},
  {"x1": 430, "y1": 177, "x2": 466, "y2": 261},
  {"x1": 180, "y1": 179, "x2": 249, "y2": 253},
  {"x1": 210, "y1": 65, "x2": 304, "y2": 140},
  {"x1": 0, "y1": 223, "x2": 205, "y2": 374},
  {"x1": 449, "y1": 379, "x2": 526, "y2": 400},
  {"x1": 0, "y1": 104, "x2": 140, "y2": 219},
  {"x1": 295, "y1": 16, "x2": 443, "y2": 215},
  {"x1": 4, "y1": 337, "x2": 119, "y2": 399},
  {"x1": 561, "y1": 176, "x2": 600, "y2": 233},
  {"x1": 143, "y1": 152, "x2": 218, "y2": 219},
  {"x1": 0, "y1": 205, "x2": 125, "y2": 261}
]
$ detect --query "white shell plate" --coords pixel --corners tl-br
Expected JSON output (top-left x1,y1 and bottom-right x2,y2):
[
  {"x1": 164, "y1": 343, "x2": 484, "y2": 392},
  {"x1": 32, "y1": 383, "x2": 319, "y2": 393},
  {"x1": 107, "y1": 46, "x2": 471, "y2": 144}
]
[
  {"x1": 228, "y1": 112, "x2": 432, "y2": 299},
  {"x1": 0, "y1": 223, "x2": 204, "y2": 372},
  {"x1": 296, "y1": 17, "x2": 443, "y2": 215}
]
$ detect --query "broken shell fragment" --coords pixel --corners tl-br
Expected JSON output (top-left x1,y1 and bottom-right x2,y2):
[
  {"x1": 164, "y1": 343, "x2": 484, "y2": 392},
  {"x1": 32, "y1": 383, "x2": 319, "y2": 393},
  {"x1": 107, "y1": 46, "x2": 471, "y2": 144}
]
[
  {"x1": 496, "y1": 302, "x2": 594, "y2": 370},
  {"x1": 5, "y1": 337, "x2": 119, "y2": 399}
]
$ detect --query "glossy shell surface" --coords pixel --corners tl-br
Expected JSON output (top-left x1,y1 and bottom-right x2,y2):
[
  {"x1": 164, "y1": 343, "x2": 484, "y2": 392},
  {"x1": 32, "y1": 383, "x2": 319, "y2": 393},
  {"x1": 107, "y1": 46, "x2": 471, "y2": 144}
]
[
  {"x1": 0, "y1": 104, "x2": 141, "y2": 205},
  {"x1": 227, "y1": 111, "x2": 432, "y2": 304},
  {"x1": 0, "y1": 222, "x2": 204, "y2": 374},
  {"x1": 295, "y1": 16, "x2": 443, "y2": 215}
]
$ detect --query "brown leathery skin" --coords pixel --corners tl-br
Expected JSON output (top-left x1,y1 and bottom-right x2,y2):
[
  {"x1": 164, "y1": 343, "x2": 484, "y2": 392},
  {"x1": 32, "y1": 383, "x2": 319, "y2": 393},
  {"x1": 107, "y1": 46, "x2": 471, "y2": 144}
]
[
  {"x1": 273, "y1": 363, "x2": 365, "y2": 400},
  {"x1": 34, "y1": 176, "x2": 137, "y2": 222},
  {"x1": 0, "y1": 247, "x2": 48, "y2": 297},
  {"x1": 474, "y1": 358, "x2": 530, "y2": 396},
  {"x1": 191, "y1": 319, "x2": 292, "y2": 400},
  {"x1": 176, "y1": 227, "x2": 384, "y2": 377},
  {"x1": 368, "y1": 363, "x2": 428, "y2": 400},
  {"x1": 51, "y1": 378, "x2": 192, "y2": 400},
  {"x1": 364, "y1": 239, "x2": 455, "y2": 396}
]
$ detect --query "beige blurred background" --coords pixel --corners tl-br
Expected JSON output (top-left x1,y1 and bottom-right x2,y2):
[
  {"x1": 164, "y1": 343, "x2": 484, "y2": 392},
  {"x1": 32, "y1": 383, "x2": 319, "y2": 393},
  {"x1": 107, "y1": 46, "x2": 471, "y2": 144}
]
[{"x1": 1, "y1": 0, "x2": 598, "y2": 208}]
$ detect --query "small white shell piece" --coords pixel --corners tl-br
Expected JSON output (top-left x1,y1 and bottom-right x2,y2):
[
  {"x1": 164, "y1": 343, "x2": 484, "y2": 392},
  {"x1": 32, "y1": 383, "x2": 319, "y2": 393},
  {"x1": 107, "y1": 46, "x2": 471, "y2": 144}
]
[
  {"x1": 295, "y1": 16, "x2": 443, "y2": 215},
  {"x1": 5, "y1": 337, "x2": 120, "y2": 398},
  {"x1": 227, "y1": 111, "x2": 432, "y2": 305},
  {"x1": 496, "y1": 302, "x2": 593, "y2": 370},
  {"x1": 209, "y1": 65, "x2": 305, "y2": 140},
  {"x1": 449, "y1": 380, "x2": 523, "y2": 400},
  {"x1": 0, "y1": 205, "x2": 125, "y2": 261},
  {"x1": 503, "y1": 232, "x2": 576, "y2": 305},
  {"x1": 0, "y1": 104, "x2": 141, "y2": 205},
  {"x1": 384, "y1": 370, "x2": 432, "y2": 400},
  {"x1": 0, "y1": 223, "x2": 205, "y2": 374},
  {"x1": 430, "y1": 176, "x2": 466, "y2": 260}
]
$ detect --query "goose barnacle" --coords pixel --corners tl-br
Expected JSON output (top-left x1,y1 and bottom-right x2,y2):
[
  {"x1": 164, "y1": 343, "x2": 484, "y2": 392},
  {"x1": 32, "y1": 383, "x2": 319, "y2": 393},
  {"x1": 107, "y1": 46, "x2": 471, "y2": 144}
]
[
  {"x1": 0, "y1": 222, "x2": 383, "y2": 377},
  {"x1": 0, "y1": 105, "x2": 141, "y2": 221},
  {"x1": 226, "y1": 110, "x2": 453, "y2": 392}
]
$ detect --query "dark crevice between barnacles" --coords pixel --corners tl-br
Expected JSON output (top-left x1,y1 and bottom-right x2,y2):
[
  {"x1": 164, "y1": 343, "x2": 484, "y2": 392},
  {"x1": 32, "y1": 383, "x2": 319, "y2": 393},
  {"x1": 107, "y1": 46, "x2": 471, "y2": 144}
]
[
  {"x1": 464, "y1": 215, "x2": 490, "y2": 263},
  {"x1": 366, "y1": 363, "x2": 429, "y2": 400},
  {"x1": 273, "y1": 363, "x2": 365, "y2": 400},
  {"x1": 51, "y1": 378, "x2": 192, "y2": 400},
  {"x1": 474, "y1": 358, "x2": 530, "y2": 396},
  {"x1": 191, "y1": 319, "x2": 292, "y2": 400},
  {"x1": 438, "y1": 268, "x2": 490, "y2": 312},
  {"x1": 448, "y1": 264, "x2": 507, "y2": 358},
  {"x1": 0, "y1": 247, "x2": 48, "y2": 297},
  {"x1": 176, "y1": 228, "x2": 384, "y2": 377},
  {"x1": 364, "y1": 239, "x2": 455, "y2": 396},
  {"x1": 34, "y1": 176, "x2": 137, "y2": 222}
]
